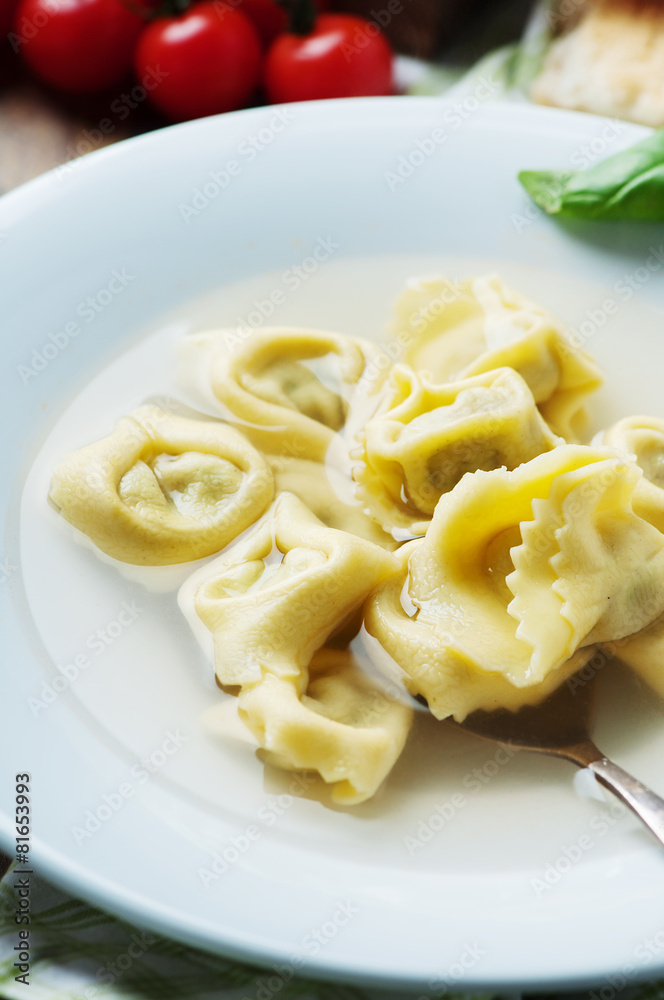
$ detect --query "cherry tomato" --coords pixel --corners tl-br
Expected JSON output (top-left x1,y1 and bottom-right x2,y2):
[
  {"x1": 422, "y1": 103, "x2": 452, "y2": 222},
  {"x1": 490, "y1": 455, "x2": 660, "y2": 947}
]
[
  {"x1": 264, "y1": 13, "x2": 394, "y2": 104},
  {"x1": 11, "y1": 0, "x2": 144, "y2": 93},
  {"x1": 134, "y1": 2, "x2": 262, "y2": 121}
]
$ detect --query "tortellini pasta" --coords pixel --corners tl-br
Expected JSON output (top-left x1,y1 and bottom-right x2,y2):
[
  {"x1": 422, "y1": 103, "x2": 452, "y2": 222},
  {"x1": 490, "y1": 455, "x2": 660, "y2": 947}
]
[
  {"x1": 48, "y1": 272, "x2": 664, "y2": 808},
  {"x1": 596, "y1": 416, "x2": 664, "y2": 698},
  {"x1": 393, "y1": 274, "x2": 602, "y2": 440},
  {"x1": 604, "y1": 620, "x2": 664, "y2": 703},
  {"x1": 237, "y1": 649, "x2": 413, "y2": 805},
  {"x1": 353, "y1": 365, "x2": 561, "y2": 536},
  {"x1": 49, "y1": 405, "x2": 273, "y2": 565},
  {"x1": 190, "y1": 492, "x2": 400, "y2": 688},
  {"x1": 185, "y1": 494, "x2": 410, "y2": 801},
  {"x1": 366, "y1": 445, "x2": 664, "y2": 720},
  {"x1": 268, "y1": 455, "x2": 394, "y2": 547},
  {"x1": 600, "y1": 415, "x2": 664, "y2": 533},
  {"x1": 366, "y1": 545, "x2": 593, "y2": 721},
  {"x1": 210, "y1": 328, "x2": 379, "y2": 462}
]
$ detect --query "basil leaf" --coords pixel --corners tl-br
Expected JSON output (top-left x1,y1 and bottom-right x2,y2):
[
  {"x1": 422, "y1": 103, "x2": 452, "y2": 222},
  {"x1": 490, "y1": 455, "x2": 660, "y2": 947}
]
[{"x1": 518, "y1": 129, "x2": 664, "y2": 221}]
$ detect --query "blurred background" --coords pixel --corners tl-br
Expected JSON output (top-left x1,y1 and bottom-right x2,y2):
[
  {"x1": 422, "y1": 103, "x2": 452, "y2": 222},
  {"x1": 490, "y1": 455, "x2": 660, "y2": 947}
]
[
  {"x1": 0, "y1": 0, "x2": 537, "y2": 193},
  {"x1": 1, "y1": 0, "x2": 663, "y2": 208}
]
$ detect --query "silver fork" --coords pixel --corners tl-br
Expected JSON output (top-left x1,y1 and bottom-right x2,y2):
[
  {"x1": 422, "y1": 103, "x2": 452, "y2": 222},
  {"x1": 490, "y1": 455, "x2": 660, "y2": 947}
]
[{"x1": 449, "y1": 674, "x2": 664, "y2": 846}]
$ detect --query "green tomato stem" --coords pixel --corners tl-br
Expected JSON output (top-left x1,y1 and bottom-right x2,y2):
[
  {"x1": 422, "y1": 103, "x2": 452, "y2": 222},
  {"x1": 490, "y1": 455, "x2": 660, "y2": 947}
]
[{"x1": 276, "y1": 0, "x2": 317, "y2": 35}]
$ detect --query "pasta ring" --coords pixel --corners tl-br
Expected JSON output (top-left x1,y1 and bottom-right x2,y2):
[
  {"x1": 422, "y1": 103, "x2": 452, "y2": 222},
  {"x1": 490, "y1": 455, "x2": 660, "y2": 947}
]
[
  {"x1": 366, "y1": 445, "x2": 664, "y2": 719},
  {"x1": 49, "y1": 405, "x2": 274, "y2": 565},
  {"x1": 190, "y1": 491, "x2": 400, "y2": 687},
  {"x1": 210, "y1": 327, "x2": 378, "y2": 462},
  {"x1": 393, "y1": 274, "x2": 602, "y2": 441},
  {"x1": 237, "y1": 649, "x2": 413, "y2": 806},
  {"x1": 353, "y1": 364, "x2": 560, "y2": 536}
]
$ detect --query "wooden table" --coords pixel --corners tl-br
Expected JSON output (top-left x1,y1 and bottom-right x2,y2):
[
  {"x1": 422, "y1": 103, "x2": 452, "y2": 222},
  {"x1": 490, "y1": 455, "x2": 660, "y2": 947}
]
[{"x1": 0, "y1": 47, "x2": 164, "y2": 195}]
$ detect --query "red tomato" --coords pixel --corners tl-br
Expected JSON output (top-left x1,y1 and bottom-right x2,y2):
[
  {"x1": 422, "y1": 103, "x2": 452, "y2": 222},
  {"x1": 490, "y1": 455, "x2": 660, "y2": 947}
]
[
  {"x1": 134, "y1": 2, "x2": 262, "y2": 121},
  {"x1": 11, "y1": 0, "x2": 144, "y2": 92},
  {"x1": 264, "y1": 13, "x2": 394, "y2": 104}
]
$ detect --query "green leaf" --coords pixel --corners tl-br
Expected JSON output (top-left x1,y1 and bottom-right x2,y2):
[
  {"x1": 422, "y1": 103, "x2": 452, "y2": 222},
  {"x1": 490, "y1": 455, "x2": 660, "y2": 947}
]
[{"x1": 518, "y1": 129, "x2": 664, "y2": 221}]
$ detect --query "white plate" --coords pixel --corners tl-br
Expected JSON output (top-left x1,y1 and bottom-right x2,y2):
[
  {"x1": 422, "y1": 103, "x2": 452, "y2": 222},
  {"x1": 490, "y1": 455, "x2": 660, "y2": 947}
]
[{"x1": 2, "y1": 99, "x2": 664, "y2": 993}]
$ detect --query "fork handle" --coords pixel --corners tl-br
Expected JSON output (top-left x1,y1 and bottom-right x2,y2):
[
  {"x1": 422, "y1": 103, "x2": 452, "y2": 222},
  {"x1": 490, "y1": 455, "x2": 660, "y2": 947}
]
[{"x1": 588, "y1": 758, "x2": 664, "y2": 847}]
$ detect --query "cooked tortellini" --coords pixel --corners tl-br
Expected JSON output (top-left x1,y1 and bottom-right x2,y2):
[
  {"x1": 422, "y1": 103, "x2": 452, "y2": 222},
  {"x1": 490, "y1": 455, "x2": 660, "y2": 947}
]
[
  {"x1": 268, "y1": 455, "x2": 394, "y2": 547},
  {"x1": 366, "y1": 544, "x2": 593, "y2": 721},
  {"x1": 210, "y1": 328, "x2": 378, "y2": 462},
  {"x1": 600, "y1": 415, "x2": 664, "y2": 533},
  {"x1": 353, "y1": 365, "x2": 561, "y2": 536},
  {"x1": 596, "y1": 416, "x2": 664, "y2": 698},
  {"x1": 49, "y1": 405, "x2": 273, "y2": 565},
  {"x1": 605, "y1": 620, "x2": 664, "y2": 703},
  {"x1": 49, "y1": 272, "x2": 664, "y2": 808},
  {"x1": 184, "y1": 494, "x2": 409, "y2": 801},
  {"x1": 393, "y1": 274, "x2": 602, "y2": 440},
  {"x1": 366, "y1": 446, "x2": 664, "y2": 720},
  {"x1": 190, "y1": 492, "x2": 400, "y2": 687},
  {"x1": 237, "y1": 649, "x2": 413, "y2": 805}
]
